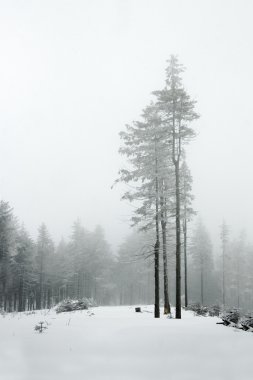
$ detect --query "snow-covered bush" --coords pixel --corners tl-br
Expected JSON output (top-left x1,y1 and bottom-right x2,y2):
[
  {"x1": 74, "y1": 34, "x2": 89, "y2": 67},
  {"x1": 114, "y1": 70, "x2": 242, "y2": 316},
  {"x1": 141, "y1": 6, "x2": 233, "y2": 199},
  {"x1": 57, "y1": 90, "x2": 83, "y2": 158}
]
[
  {"x1": 185, "y1": 303, "x2": 200, "y2": 312},
  {"x1": 195, "y1": 306, "x2": 209, "y2": 316},
  {"x1": 55, "y1": 298, "x2": 96, "y2": 313},
  {"x1": 239, "y1": 317, "x2": 253, "y2": 331},
  {"x1": 208, "y1": 305, "x2": 221, "y2": 317},
  {"x1": 220, "y1": 309, "x2": 241, "y2": 326},
  {"x1": 187, "y1": 304, "x2": 253, "y2": 333},
  {"x1": 186, "y1": 304, "x2": 208, "y2": 316},
  {"x1": 217, "y1": 309, "x2": 253, "y2": 332},
  {"x1": 186, "y1": 304, "x2": 223, "y2": 317}
]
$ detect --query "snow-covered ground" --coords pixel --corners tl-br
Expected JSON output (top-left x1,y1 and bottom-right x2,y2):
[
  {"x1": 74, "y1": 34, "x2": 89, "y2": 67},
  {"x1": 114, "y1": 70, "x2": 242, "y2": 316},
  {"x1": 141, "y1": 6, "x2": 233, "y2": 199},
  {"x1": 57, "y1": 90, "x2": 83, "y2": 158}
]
[{"x1": 0, "y1": 305, "x2": 252, "y2": 380}]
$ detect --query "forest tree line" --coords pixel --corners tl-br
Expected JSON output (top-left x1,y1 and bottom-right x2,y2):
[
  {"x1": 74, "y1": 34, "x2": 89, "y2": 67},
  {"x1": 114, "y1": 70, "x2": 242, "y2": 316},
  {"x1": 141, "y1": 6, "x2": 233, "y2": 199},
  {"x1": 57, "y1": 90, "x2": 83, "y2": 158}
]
[
  {"x1": 0, "y1": 200, "x2": 115, "y2": 312},
  {"x1": 116, "y1": 223, "x2": 253, "y2": 314},
  {"x1": 0, "y1": 199, "x2": 252, "y2": 314}
]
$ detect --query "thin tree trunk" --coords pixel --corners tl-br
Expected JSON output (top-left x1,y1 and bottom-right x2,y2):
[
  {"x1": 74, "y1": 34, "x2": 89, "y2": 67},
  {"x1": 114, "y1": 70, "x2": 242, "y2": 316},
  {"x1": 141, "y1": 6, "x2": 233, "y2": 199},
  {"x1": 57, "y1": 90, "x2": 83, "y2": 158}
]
[
  {"x1": 200, "y1": 246, "x2": 204, "y2": 306},
  {"x1": 161, "y1": 220, "x2": 170, "y2": 314},
  {"x1": 154, "y1": 150, "x2": 160, "y2": 318},
  {"x1": 183, "y1": 218, "x2": 188, "y2": 308},
  {"x1": 222, "y1": 244, "x2": 225, "y2": 306},
  {"x1": 201, "y1": 264, "x2": 204, "y2": 306},
  {"x1": 14, "y1": 292, "x2": 17, "y2": 312},
  {"x1": 237, "y1": 258, "x2": 240, "y2": 309},
  {"x1": 47, "y1": 287, "x2": 51, "y2": 309},
  {"x1": 175, "y1": 160, "x2": 181, "y2": 319},
  {"x1": 18, "y1": 274, "x2": 24, "y2": 312},
  {"x1": 160, "y1": 189, "x2": 170, "y2": 314},
  {"x1": 172, "y1": 90, "x2": 182, "y2": 319},
  {"x1": 3, "y1": 279, "x2": 7, "y2": 311},
  {"x1": 154, "y1": 240, "x2": 160, "y2": 318},
  {"x1": 38, "y1": 259, "x2": 44, "y2": 310}
]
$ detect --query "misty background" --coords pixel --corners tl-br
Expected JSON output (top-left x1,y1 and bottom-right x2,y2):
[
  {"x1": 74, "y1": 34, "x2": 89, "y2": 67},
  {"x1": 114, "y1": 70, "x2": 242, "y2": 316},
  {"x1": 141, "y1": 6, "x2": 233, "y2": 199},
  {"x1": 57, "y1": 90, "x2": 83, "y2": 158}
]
[{"x1": 0, "y1": 0, "x2": 252, "y2": 252}]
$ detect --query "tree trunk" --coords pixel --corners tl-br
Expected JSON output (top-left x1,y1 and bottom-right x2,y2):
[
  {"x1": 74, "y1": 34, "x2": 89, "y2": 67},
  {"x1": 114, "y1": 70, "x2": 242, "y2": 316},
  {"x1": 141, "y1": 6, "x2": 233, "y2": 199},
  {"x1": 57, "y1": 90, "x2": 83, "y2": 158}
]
[
  {"x1": 222, "y1": 245, "x2": 225, "y2": 306},
  {"x1": 18, "y1": 274, "x2": 24, "y2": 312},
  {"x1": 36, "y1": 287, "x2": 41, "y2": 310},
  {"x1": 183, "y1": 219, "x2": 188, "y2": 308},
  {"x1": 38, "y1": 263, "x2": 44, "y2": 310},
  {"x1": 3, "y1": 279, "x2": 7, "y2": 311},
  {"x1": 160, "y1": 188, "x2": 170, "y2": 314},
  {"x1": 200, "y1": 245, "x2": 205, "y2": 306},
  {"x1": 175, "y1": 160, "x2": 181, "y2": 319},
  {"x1": 237, "y1": 259, "x2": 240, "y2": 309},
  {"x1": 201, "y1": 263, "x2": 204, "y2": 306},
  {"x1": 154, "y1": 142, "x2": 160, "y2": 318},
  {"x1": 154, "y1": 240, "x2": 160, "y2": 318},
  {"x1": 47, "y1": 287, "x2": 51, "y2": 309},
  {"x1": 14, "y1": 292, "x2": 17, "y2": 312},
  {"x1": 161, "y1": 217, "x2": 170, "y2": 314}
]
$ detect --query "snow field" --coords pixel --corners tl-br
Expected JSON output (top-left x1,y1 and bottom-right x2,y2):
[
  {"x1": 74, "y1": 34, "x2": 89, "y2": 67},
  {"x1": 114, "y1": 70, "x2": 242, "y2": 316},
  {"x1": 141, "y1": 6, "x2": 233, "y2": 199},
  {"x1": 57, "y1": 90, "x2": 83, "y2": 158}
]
[{"x1": 0, "y1": 306, "x2": 253, "y2": 380}]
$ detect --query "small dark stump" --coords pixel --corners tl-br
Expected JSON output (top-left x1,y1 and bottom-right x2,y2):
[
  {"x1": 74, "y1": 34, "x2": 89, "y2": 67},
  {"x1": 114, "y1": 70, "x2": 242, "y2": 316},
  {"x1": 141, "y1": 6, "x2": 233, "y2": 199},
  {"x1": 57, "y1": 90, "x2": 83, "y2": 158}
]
[{"x1": 135, "y1": 307, "x2": 141, "y2": 313}]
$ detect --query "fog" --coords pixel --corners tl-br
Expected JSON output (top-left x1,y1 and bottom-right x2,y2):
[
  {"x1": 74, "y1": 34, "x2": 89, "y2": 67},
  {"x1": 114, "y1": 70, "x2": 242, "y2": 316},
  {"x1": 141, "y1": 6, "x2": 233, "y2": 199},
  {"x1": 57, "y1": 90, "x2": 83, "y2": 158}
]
[{"x1": 0, "y1": 0, "x2": 252, "y2": 252}]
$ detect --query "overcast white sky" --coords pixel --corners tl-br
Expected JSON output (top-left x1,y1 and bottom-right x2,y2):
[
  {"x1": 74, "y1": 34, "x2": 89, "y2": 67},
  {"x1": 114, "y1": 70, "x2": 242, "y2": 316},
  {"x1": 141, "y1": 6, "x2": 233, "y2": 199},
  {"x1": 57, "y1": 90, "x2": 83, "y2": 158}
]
[{"x1": 0, "y1": 0, "x2": 252, "y2": 251}]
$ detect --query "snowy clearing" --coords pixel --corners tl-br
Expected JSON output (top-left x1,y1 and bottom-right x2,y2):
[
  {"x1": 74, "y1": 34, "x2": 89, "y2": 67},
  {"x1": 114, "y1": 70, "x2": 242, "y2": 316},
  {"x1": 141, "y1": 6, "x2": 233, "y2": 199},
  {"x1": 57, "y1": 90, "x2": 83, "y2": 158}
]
[{"x1": 0, "y1": 306, "x2": 253, "y2": 380}]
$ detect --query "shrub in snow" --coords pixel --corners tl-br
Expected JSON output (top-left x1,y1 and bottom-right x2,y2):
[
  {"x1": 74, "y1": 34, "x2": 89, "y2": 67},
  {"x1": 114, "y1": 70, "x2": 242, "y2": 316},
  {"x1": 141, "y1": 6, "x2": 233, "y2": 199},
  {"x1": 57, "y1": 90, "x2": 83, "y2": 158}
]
[
  {"x1": 220, "y1": 309, "x2": 241, "y2": 326},
  {"x1": 185, "y1": 303, "x2": 200, "y2": 312},
  {"x1": 208, "y1": 305, "x2": 221, "y2": 317},
  {"x1": 187, "y1": 304, "x2": 225, "y2": 318},
  {"x1": 195, "y1": 306, "x2": 209, "y2": 316},
  {"x1": 216, "y1": 309, "x2": 253, "y2": 332},
  {"x1": 55, "y1": 298, "x2": 96, "y2": 313},
  {"x1": 34, "y1": 321, "x2": 48, "y2": 333},
  {"x1": 187, "y1": 303, "x2": 222, "y2": 317},
  {"x1": 239, "y1": 317, "x2": 253, "y2": 331},
  {"x1": 186, "y1": 304, "x2": 208, "y2": 316}
]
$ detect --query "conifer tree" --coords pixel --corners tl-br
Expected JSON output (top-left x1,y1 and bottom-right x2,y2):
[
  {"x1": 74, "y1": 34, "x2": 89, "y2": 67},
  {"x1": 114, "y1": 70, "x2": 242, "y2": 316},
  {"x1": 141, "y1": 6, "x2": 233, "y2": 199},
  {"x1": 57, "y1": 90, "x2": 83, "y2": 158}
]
[
  {"x1": 0, "y1": 201, "x2": 17, "y2": 311},
  {"x1": 14, "y1": 226, "x2": 35, "y2": 311},
  {"x1": 117, "y1": 103, "x2": 170, "y2": 318},
  {"x1": 36, "y1": 223, "x2": 54, "y2": 309},
  {"x1": 190, "y1": 219, "x2": 213, "y2": 305},
  {"x1": 220, "y1": 220, "x2": 229, "y2": 307},
  {"x1": 181, "y1": 161, "x2": 195, "y2": 307},
  {"x1": 153, "y1": 55, "x2": 199, "y2": 318}
]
